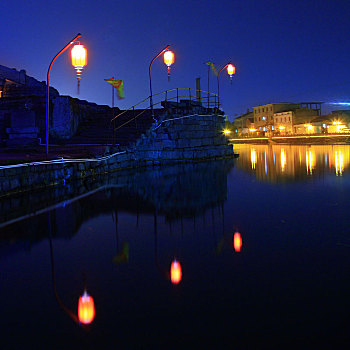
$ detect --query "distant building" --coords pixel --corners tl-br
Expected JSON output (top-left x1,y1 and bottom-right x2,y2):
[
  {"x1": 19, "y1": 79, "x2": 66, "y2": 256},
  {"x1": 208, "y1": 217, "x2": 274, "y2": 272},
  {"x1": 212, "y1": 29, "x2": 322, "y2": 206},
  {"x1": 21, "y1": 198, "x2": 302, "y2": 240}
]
[
  {"x1": 253, "y1": 102, "x2": 322, "y2": 135},
  {"x1": 274, "y1": 106, "x2": 320, "y2": 134},
  {"x1": 232, "y1": 110, "x2": 254, "y2": 135},
  {"x1": 253, "y1": 103, "x2": 299, "y2": 133}
]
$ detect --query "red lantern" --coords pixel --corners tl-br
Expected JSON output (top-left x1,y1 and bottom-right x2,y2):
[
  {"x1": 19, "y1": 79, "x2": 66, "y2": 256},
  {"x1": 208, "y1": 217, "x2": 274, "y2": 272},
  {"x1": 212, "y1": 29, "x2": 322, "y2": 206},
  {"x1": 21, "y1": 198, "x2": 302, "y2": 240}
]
[
  {"x1": 71, "y1": 43, "x2": 87, "y2": 94},
  {"x1": 78, "y1": 290, "x2": 95, "y2": 324},
  {"x1": 227, "y1": 63, "x2": 235, "y2": 77},
  {"x1": 163, "y1": 50, "x2": 175, "y2": 81},
  {"x1": 170, "y1": 259, "x2": 182, "y2": 284},
  {"x1": 233, "y1": 232, "x2": 242, "y2": 252}
]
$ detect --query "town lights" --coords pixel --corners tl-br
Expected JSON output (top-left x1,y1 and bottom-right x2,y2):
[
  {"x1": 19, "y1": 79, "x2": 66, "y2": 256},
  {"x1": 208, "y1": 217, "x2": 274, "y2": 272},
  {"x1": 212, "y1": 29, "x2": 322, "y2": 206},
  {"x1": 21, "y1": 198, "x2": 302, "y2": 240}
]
[
  {"x1": 78, "y1": 290, "x2": 95, "y2": 325},
  {"x1": 71, "y1": 43, "x2": 87, "y2": 94},
  {"x1": 163, "y1": 50, "x2": 175, "y2": 81}
]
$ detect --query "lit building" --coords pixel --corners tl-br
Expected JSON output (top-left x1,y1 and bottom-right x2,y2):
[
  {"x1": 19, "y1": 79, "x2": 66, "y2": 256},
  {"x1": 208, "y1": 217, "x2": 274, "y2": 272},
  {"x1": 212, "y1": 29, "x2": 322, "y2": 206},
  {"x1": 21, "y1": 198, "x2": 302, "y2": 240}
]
[
  {"x1": 254, "y1": 102, "x2": 322, "y2": 135},
  {"x1": 253, "y1": 103, "x2": 299, "y2": 134},
  {"x1": 274, "y1": 106, "x2": 321, "y2": 135}
]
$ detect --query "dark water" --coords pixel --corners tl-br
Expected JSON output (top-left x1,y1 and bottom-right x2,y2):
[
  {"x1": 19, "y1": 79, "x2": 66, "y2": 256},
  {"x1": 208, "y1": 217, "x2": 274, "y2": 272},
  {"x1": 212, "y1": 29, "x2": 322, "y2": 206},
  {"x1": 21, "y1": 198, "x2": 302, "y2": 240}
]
[{"x1": 1, "y1": 145, "x2": 349, "y2": 348}]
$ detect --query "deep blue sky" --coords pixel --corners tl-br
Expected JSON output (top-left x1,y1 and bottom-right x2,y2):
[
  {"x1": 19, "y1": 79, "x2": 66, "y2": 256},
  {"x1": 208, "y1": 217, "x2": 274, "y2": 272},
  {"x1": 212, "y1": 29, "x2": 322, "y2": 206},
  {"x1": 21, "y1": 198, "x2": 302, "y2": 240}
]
[{"x1": 1, "y1": 0, "x2": 349, "y2": 120}]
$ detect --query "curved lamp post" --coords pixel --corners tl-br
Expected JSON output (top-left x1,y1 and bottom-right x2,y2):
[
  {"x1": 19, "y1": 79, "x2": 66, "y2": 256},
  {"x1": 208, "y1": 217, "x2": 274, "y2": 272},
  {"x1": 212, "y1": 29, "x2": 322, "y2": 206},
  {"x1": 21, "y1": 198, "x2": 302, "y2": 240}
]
[
  {"x1": 46, "y1": 33, "x2": 87, "y2": 155},
  {"x1": 217, "y1": 62, "x2": 235, "y2": 109},
  {"x1": 148, "y1": 45, "x2": 174, "y2": 117}
]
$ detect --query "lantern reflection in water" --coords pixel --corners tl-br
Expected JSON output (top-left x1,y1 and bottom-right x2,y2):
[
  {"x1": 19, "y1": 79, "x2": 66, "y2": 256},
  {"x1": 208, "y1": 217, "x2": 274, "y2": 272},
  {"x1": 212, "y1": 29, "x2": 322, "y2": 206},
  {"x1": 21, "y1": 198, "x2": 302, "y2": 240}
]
[
  {"x1": 233, "y1": 232, "x2": 242, "y2": 252},
  {"x1": 170, "y1": 259, "x2": 182, "y2": 284},
  {"x1": 78, "y1": 290, "x2": 95, "y2": 325}
]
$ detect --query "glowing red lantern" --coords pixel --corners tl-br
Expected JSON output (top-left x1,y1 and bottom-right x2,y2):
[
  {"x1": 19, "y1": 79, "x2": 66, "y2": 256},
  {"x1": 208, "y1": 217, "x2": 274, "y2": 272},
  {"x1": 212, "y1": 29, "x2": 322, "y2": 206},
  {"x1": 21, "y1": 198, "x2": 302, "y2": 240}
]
[
  {"x1": 170, "y1": 259, "x2": 182, "y2": 284},
  {"x1": 233, "y1": 232, "x2": 242, "y2": 252},
  {"x1": 227, "y1": 63, "x2": 235, "y2": 77},
  {"x1": 163, "y1": 50, "x2": 175, "y2": 81},
  {"x1": 71, "y1": 43, "x2": 87, "y2": 93},
  {"x1": 78, "y1": 290, "x2": 95, "y2": 324},
  {"x1": 227, "y1": 63, "x2": 236, "y2": 84}
]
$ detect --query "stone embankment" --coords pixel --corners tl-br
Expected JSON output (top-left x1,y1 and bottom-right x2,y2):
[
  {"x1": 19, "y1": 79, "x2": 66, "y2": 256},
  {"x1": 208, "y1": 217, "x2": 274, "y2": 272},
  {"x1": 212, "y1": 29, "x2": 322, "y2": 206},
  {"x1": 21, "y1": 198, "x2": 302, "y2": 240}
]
[{"x1": 0, "y1": 111, "x2": 234, "y2": 197}]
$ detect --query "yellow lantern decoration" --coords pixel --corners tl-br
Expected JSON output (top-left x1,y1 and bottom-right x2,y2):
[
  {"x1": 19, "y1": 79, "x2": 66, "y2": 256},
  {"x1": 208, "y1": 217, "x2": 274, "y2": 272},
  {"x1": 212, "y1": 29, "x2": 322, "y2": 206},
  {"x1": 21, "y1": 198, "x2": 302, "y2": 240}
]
[
  {"x1": 71, "y1": 43, "x2": 87, "y2": 94},
  {"x1": 163, "y1": 50, "x2": 175, "y2": 81},
  {"x1": 227, "y1": 64, "x2": 236, "y2": 84},
  {"x1": 78, "y1": 290, "x2": 95, "y2": 325}
]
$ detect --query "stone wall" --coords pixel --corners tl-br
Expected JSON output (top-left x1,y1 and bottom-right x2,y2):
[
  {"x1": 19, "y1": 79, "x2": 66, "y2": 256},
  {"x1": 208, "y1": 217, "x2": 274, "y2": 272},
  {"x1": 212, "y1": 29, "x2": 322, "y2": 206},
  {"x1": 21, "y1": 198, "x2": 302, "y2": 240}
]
[{"x1": 0, "y1": 112, "x2": 235, "y2": 197}]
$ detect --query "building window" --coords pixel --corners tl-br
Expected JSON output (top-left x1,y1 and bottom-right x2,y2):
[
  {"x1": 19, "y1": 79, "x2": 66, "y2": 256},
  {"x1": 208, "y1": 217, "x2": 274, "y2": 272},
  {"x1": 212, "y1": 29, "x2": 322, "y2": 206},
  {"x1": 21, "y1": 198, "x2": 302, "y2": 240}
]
[
  {"x1": 289, "y1": 117, "x2": 291, "y2": 121},
  {"x1": 262, "y1": 116, "x2": 266, "y2": 121},
  {"x1": 272, "y1": 126, "x2": 275, "y2": 130}
]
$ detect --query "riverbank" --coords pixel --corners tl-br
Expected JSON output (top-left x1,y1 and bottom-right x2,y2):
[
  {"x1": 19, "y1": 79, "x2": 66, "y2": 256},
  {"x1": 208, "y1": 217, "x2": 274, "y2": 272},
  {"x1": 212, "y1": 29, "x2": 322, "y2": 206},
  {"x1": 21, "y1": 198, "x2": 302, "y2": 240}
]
[{"x1": 0, "y1": 113, "x2": 234, "y2": 197}]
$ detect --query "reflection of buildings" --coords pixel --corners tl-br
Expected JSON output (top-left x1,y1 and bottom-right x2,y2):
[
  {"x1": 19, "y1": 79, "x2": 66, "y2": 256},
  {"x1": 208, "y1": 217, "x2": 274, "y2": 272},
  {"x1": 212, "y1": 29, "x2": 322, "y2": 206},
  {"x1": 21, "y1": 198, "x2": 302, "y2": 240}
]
[{"x1": 234, "y1": 144, "x2": 350, "y2": 182}]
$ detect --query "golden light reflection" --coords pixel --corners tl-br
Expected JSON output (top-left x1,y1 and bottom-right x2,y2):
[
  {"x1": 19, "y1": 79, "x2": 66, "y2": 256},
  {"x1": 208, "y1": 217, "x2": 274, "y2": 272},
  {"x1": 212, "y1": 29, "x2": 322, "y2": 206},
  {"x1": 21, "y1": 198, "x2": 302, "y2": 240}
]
[
  {"x1": 306, "y1": 150, "x2": 315, "y2": 175},
  {"x1": 78, "y1": 291, "x2": 95, "y2": 325},
  {"x1": 251, "y1": 148, "x2": 257, "y2": 169},
  {"x1": 232, "y1": 144, "x2": 350, "y2": 183},
  {"x1": 335, "y1": 150, "x2": 344, "y2": 176},
  {"x1": 233, "y1": 232, "x2": 242, "y2": 252},
  {"x1": 280, "y1": 148, "x2": 286, "y2": 172},
  {"x1": 170, "y1": 259, "x2": 182, "y2": 284}
]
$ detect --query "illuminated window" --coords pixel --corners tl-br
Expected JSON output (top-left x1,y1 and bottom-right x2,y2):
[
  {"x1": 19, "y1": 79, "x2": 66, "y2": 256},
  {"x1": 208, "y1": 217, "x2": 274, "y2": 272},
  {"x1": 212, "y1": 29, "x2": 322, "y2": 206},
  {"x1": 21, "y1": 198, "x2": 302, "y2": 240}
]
[
  {"x1": 0, "y1": 90, "x2": 2, "y2": 98},
  {"x1": 272, "y1": 126, "x2": 275, "y2": 130},
  {"x1": 262, "y1": 116, "x2": 266, "y2": 121},
  {"x1": 263, "y1": 127, "x2": 266, "y2": 131}
]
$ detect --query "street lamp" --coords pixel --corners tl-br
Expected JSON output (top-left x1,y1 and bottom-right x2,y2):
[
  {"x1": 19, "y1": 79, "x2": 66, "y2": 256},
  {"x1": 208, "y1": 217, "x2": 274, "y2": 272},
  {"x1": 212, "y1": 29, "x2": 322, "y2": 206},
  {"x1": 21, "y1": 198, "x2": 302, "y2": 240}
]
[
  {"x1": 217, "y1": 62, "x2": 236, "y2": 108},
  {"x1": 46, "y1": 33, "x2": 86, "y2": 155},
  {"x1": 149, "y1": 45, "x2": 174, "y2": 117}
]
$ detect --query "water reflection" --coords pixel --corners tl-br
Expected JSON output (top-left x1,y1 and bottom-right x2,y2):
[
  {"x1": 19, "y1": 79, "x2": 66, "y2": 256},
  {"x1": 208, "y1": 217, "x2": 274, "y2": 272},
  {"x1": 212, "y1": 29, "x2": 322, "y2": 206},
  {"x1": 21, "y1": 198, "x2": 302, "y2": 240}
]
[
  {"x1": 234, "y1": 143, "x2": 350, "y2": 182},
  {"x1": 48, "y1": 211, "x2": 95, "y2": 327},
  {"x1": 233, "y1": 232, "x2": 242, "y2": 252},
  {"x1": 170, "y1": 259, "x2": 182, "y2": 284}
]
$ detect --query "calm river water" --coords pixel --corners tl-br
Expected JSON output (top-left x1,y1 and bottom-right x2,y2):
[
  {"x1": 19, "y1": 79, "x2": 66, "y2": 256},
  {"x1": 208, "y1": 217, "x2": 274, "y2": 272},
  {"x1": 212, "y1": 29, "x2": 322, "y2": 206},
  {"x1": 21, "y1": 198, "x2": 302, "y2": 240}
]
[{"x1": 1, "y1": 144, "x2": 349, "y2": 348}]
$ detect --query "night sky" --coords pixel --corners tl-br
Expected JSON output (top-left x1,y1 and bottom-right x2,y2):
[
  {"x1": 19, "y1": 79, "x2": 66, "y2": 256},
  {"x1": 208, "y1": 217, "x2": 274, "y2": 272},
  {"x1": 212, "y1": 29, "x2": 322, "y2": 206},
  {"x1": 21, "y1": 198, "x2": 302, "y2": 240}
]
[{"x1": 1, "y1": 0, "x2": 349, "y2": 120}]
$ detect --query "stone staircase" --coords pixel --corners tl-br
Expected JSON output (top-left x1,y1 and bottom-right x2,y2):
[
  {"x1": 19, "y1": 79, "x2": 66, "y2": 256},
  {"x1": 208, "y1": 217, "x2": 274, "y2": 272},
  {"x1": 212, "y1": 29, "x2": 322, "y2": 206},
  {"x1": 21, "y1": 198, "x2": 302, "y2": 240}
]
[{"x1": 67, "y1": 108, "x2": 165, "y2": 148}]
